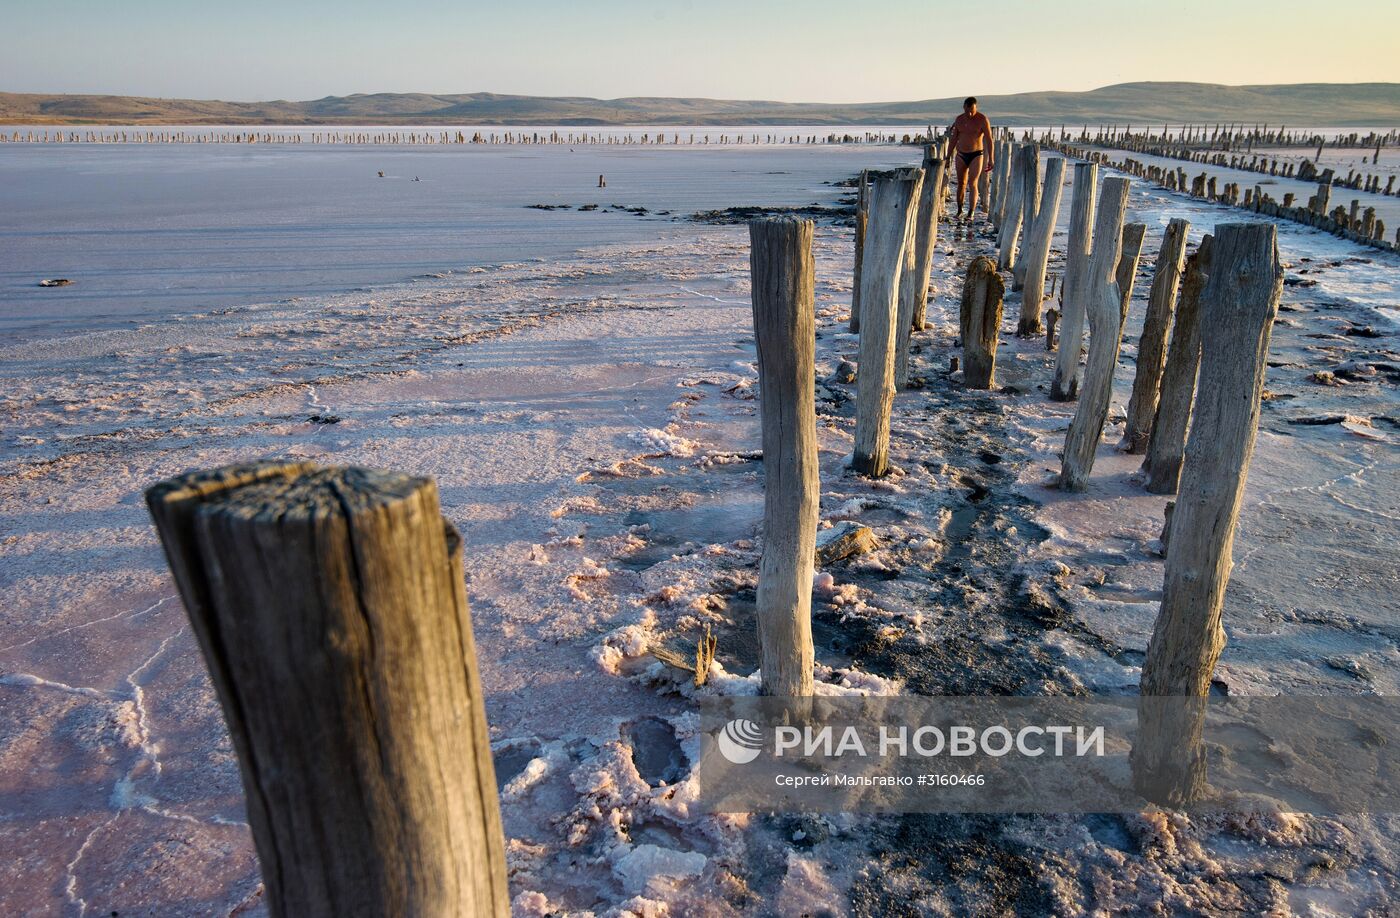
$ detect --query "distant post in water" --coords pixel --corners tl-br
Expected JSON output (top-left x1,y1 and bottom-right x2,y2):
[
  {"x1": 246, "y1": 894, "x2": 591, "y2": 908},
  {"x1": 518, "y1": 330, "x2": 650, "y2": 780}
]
[
  {"x1": 1051, "y1": 162, "x2": 1099, "y2": 401},
  {"x1": 959, "y1": 255, "x2": 1005, "y2": 389},
  {"x1": 749, "y1": 217, "x2": 819, "y2": 697},
  {"x1": 854, "y1": 169, "x2": 924, "y2": 477},
  {"x1": 1144, "y1": 236, "x2": 1214, "y2": 494},
  {"x1": 1123, "y1": 218, "x2": 1190, "y2": 453},
  {"x1": 1133, "y1": 223, "x2": 1283, "y2": 806},
  {"x1": 1018, "y1": 155, "x2": 1066, "y2": 337},
  {"x1": 145, "y1": 462, "x2": 510, "y2": 918},
  {"x1": 1057, "y1": 177, "x2": 1135, "y2": 491}
]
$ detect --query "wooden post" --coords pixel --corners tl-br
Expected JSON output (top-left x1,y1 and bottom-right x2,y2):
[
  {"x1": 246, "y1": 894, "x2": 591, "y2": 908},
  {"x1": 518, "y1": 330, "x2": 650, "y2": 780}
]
[
  {"x1": 1123, "y1": 218, "x2": 1190, "y2": 453},
  {"x1": 1133, "y1": 223, "x2": 1283, "y2": 805},
  {"x1": 749, "y1": 217, "x2": 819, "y2": 698},
  {"x1": 1017, "y1": 155, "x2": 1066, "y2": 336},
  {"x1": 145, "y1": 463, "x2": 510, "y2": 918},
  {"x1": 1050, "y1": 162, "x2": 1099, "y2": 401},
  {"x1": 1012, "y1": 145, "x2": 1042, "y2": 291},
  {"x1": 991, "y1": 139, "x2": 1012, "y2": 228},
  {"x1": 910, "y1": 155, "x2": 948, "y2": 333},
  {"x1": 895, "y1": 149, "x2": 946, "y2": 388},
  {"x1": 997, "y1": 145, "x2": 1025, "y2": 272},
  {"x1": 959, "y1": 255, "x2": 1005, "y2": 389},
  {"x1": 1117, "y1": 224, "x2": 1148, "y2": 311},
  {"x1": 849, "y1": 170, "x2": 869, "y2": 332},
  {"x1": 1143, "y1": 236, "x2": 1213, "y2": 494},
  {"x1": 854, "y1": 169, "x2": 924, "y2": 477},
  {"x1": 1057, "y1": 177, "x2": 1134, "y2": 491}
]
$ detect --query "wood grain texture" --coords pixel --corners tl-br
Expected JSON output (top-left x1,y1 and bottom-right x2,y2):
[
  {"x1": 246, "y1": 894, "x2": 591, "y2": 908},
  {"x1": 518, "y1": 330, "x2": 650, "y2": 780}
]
[
  {"x1": 1057, "y1": 177, "x2": 1132, "y2": 491},
  {"x1": 749, "y1": 217, "x2": 819, "y2": 697},
  {"x1": 959, "y1": 256, "x2": 1005, "y2": 389},
  {"x1": 1017, "y1": 155, "x2": 1066, "y2": 336},
  {"x1": 854, "y1": 169, "x2": 923, "y2": 477},
  {"x1": 1144, "y1": 235, "x2": 1215, "y2": 494},
  {"x1": 146, "y1": 462, "x2": 509, "y2": 918},
  {"x1": 1050, "y1": 162, "x2": 1100, "y2": 401},
  {"x1": 1133, "y1": 223, "x2": 1282, "y2": 805},
  {"x1": 1124, "y1": 217, "x2": 1190, "y2": 453}
]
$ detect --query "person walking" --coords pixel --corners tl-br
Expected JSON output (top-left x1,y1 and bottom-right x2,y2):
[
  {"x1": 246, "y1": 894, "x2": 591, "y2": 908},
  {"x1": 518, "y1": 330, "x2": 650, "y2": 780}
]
[{"x1": 949, "y1": 96, "x2": 994, "y2": 223}]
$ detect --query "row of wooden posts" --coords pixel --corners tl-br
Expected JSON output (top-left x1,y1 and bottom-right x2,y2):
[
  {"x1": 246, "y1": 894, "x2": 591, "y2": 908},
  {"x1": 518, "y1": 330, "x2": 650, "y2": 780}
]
[
  {"x1": 1078, "y1": 134, "x2": 1400, "y2": 198},
  {"x1": 3, "y1": 128, "x2": 925, "y2": 146},
  {"x1": 1057, "y1": 142, "x2": 1400, "y2": 254},
  {"x1": 746, "y1": 140, "x2": 1283, "y2": 807},
  {"x1": 1052, "y1": 123, "x2": 1397, "y2": 153},
  {"x1": 143, "y1": 140, "x2": 1283, "y2": 914}
]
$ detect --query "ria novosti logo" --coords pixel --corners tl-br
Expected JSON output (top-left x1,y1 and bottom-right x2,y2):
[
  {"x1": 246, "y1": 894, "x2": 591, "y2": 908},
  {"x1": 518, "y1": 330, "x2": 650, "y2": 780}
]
[{"x1": 716, "y1": 719, "x2": 765, "y2": 764}]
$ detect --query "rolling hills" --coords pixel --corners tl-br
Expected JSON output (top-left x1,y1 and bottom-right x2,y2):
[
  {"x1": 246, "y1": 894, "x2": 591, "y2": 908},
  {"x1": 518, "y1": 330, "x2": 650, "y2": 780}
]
[{"x1": 2, "y1": 82, "x2": 1397, "y2": 126}]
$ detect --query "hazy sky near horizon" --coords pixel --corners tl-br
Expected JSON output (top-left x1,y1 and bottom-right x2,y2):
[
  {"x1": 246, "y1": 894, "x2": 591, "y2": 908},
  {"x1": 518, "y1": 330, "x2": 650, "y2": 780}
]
[{"x1": 5, "y1": 0, "x2": 1398, "y2": 102}]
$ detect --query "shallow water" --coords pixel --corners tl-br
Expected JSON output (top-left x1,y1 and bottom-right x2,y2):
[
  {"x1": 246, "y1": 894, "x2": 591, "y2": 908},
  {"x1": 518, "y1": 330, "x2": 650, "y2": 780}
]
[{"x1": 0, "y1": 140, "x2": 913, "y2": 343}]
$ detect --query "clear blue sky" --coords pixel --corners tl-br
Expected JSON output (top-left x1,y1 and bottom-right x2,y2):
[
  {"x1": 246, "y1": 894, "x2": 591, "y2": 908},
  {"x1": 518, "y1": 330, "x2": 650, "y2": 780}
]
[{"x1": 5, "y1": 0, "x2": 1398, "y2": 102}]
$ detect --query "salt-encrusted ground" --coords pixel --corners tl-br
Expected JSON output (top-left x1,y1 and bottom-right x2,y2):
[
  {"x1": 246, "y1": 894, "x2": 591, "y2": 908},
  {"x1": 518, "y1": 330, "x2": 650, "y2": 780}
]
[{"x1": 1, "y1": 145, "x2": 1397, "y2": 916}]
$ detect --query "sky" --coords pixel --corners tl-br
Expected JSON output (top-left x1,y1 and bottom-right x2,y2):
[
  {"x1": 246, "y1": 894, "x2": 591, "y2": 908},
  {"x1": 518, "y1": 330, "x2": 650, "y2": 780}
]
[{"x1": 4, "y1": 0, "x2": 1399, "y2": 102}]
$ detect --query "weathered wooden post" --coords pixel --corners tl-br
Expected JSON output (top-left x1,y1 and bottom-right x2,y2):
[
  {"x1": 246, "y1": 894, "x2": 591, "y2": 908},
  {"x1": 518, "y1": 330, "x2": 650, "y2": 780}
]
[
  {"x1": 1144, "y1": 236, "x2": 1213, "y2": 494},
  {"x1": 849, "y1": 170, "x2": 870, "y2": 332},
  {"x1": 959, "y1": 255, "x2": 1005, "y2": 389},
  {"x1": 1012, "y1": 145, "x2": 1042, "y2": 291},
  {"x1": 1057, "y1": 177, "x2": 1140, "y2": 491},
  {"x1": 854, "y1": 169, "x2": 924, "y2": 477},
  {"x1": 1132, "y1": 223, "x2": 1283, "y2": 805},
  {"x1": 910, "y1": 155, "x2": 948, "y2": 333},
  {"x1": 1017, "y1": 155, "x2": 1066, "y2": 336},
  {"x1": 977, "y1": 156, "x2": 991, "y2": 214},
  {"x1": 145, "y1": 463, "x2": 510, "y2": 917},
  {"x1": 749, "y1": 217, "x2": 819, "y2": 698},
  {"x1": 895, "y1": 149, "x2": 946, "y2": 387},
  {"x1": 1050, "y1": 162, "x2": 1100, "y2": 401},
  {"x1": 1123, "y1": 218, "x2": 1190, "y2": 453},
  {"x1": 997, "y1": 145, "x2": 1026, "y2": 272}
]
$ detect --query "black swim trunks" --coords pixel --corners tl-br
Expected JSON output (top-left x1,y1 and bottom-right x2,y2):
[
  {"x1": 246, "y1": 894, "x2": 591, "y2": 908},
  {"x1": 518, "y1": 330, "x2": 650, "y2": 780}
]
[{"x1": 958, "y1": 149, "x2": 983, "y2": 166}]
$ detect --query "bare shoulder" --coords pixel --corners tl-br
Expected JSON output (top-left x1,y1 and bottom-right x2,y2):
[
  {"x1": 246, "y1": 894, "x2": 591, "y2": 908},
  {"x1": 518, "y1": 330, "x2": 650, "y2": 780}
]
[{"x1": 974, "y1": 112, "x2": 991, "y2": 129}]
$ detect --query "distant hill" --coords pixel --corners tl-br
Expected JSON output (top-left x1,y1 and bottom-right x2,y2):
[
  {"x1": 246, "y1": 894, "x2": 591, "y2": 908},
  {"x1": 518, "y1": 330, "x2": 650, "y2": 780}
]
[{"x1": 2, "y1": 82, "x2": 1398, "y2": 126}]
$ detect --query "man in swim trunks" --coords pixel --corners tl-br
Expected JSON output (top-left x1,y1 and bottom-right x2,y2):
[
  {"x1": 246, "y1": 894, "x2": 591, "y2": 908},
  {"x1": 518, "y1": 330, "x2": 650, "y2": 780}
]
[{"x1": 949, "y1": 97, "x2": 994, "y2": 222}]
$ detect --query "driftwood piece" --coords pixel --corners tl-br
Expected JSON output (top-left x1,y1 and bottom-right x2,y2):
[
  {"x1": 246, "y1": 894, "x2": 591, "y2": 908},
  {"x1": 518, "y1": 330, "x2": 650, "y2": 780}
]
[
  {"x1": 749, "y1": 217, "x2": 819, "y2": 697},
  {"x1": 1133, "y1": 223, "x2": 1283, "y2": 806},
  {"x1": 815, "y1": 521, "x2": 879, "y2": 566},
  {"x1": 146, "y1": 463, "x2": 510, "y2": 918},
  {"x1": 1123, "y1": 218, "x2": 1190, "y2": 453}
]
